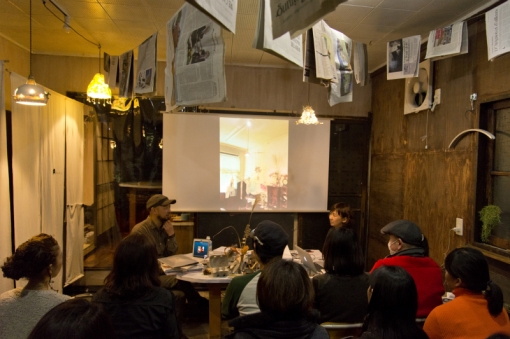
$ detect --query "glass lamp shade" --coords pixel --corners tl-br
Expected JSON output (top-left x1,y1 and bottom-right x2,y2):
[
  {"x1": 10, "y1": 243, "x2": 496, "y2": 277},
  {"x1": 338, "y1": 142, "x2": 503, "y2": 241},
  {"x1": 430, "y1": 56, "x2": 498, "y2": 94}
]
[
  {"x1": 13, "y1": 76, "x2": 48, "y2": 106},
  {"x1": 296, "y1": 105, "x2": 322, "y2": 125},
  {"x1": 87, "y1": 73, "x2": 112, "y2": 100}
]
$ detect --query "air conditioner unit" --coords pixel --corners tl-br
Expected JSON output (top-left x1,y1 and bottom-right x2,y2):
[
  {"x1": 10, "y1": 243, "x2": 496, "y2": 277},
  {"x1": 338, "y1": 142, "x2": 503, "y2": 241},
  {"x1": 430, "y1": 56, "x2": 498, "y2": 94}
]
[{"x1": 404, "y1": 59, "x2": 432, "y2": 114}]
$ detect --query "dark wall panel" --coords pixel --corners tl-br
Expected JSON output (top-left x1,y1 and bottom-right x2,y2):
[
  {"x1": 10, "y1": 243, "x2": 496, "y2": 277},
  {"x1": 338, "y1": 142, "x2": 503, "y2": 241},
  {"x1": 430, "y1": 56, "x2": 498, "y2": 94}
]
[{"x1": 196, "y1": 213, "x2": 294, "y2": 249}]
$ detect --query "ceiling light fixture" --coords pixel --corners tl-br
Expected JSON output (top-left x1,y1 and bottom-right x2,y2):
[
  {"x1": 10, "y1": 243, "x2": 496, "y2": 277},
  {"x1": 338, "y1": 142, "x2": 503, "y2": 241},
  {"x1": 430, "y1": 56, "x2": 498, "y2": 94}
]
[
  {"x1": 13, "y1": 0, "x2": 49, "y2": 106},
  {"x1": 42, "y1": 0, "x2": 111, "y2": 106},
  {"x1": 87, "y1": 44, "x2": 112, "y2": 106},
  {"x1": 63, "y1": 16, "x2": 71, "y2": 33},
  {"x1": 296, "y1": 83, "x2": 322, "y2": 125}
]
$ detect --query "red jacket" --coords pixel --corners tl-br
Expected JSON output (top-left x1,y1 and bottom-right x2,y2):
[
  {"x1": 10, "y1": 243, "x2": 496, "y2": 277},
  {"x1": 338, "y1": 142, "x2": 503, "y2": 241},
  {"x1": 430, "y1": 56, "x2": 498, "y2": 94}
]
[{"x1": 371, "y1": 254, "x2": 444, "y2": 318}]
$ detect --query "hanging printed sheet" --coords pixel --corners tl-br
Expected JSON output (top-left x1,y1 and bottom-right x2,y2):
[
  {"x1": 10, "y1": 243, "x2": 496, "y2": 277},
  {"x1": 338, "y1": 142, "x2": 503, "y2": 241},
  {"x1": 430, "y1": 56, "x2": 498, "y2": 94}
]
[
  {"x1": 186, "y1": 0, "x2": 238, "y2": 33},
  {"x1": 135, "y1": 32, "x2": 158, "y2": 95},
  {"x1": 165, "y1": 2, "x2": 227, "y2": 110},
  {"x1": 270, "y1": 0, "x2": 347, "y2": 39},
  {"x1": 486, "y1": 2, "x2": 510, "y2": 61},
  {"x1": 252, "y1": 0, "x2": 303, "y2": 67}
]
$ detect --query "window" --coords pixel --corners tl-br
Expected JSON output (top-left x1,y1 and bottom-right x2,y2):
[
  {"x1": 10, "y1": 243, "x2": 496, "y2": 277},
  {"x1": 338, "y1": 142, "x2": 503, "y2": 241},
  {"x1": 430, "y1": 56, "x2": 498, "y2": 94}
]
[{"x1": 476, "y1": 100, "x2": 510, "y2": 254}]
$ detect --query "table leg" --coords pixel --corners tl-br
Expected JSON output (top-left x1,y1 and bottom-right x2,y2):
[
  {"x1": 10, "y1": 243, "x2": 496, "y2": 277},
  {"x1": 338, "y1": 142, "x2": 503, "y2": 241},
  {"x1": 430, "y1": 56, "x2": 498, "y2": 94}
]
[
  {"x1": 128, "y1": 188, "x2": 136, "y2": 231},
  {"x1": 208, "y1": 284, "x2": 222, "y2": 339}
]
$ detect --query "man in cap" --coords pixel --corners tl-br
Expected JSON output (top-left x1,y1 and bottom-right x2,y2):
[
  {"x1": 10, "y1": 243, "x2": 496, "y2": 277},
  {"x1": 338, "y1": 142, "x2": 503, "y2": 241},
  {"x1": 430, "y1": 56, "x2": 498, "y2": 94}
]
[
  {"x1": 131, "y1": 194, "x2": 208, "y2": 323},
  {"x1": 221, "y1": 220, "x2": 289, "y2": 320},
  {"x1": 370, "y1": 219, "x2": 444, "y2": 317}
]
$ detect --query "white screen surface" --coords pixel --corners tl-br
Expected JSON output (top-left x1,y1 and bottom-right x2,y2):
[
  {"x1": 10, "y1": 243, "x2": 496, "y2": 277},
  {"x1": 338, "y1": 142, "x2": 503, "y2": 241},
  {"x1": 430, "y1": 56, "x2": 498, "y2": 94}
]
[{"x1": 163, "y1": 113, "x2": 330, "y2": 212}]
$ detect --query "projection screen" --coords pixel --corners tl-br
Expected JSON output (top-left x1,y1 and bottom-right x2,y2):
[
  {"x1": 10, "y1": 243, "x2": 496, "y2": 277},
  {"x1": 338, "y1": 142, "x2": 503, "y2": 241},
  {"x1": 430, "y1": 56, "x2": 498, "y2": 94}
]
[{"x1": 163, "y1": 113, "x2": 330, "y2": 212}]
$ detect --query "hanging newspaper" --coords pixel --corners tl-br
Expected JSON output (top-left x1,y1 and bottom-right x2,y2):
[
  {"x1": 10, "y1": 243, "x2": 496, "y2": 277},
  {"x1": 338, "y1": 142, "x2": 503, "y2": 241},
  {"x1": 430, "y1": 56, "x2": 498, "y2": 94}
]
[
  {"x1": 328, "y1": 29, "x2": 353, "y2": 105},
  {"x1": 135, "y1": 32, "x2": 158, "y2": 95},
  {"x1": 486, "y1": 2, "x2": 510, "y2": 61},
  {"x1": 186, "y1": 0, "x2": 238, "y2": 33},
  {"x1": 165, "y1": 3, "x2": 227, "y2": 111},
  {"x1": 270, "y1": 0, "x2": 347, "y2": 39},
  {"x1": 252, "y1": 0, "x2": 303, "y2": 67},
  {"x1": 353, "y1": 41, "x2": 368, "y2": 86},
  {"x1": 312, "y1": 20, "x2": 337, "y2": 83},
  {"x1": 119, "y1": 50, "x2": 134, "y2": 98},
  {"x1": 104, "y1": 54, "x2": 119, "y2": 89},
  {"x1": 387, "y1": 35, "x2": 421, "y2": 80},
  {"x1": 425, "y1": 21, "x2": 468, "y2": 60}
]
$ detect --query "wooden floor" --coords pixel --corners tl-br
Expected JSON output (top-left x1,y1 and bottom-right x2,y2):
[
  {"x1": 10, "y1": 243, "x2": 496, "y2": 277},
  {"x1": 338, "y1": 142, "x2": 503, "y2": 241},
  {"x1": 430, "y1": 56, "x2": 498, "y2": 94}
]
[{"x1": 84, "y1": 244, "x2": 115, "y2": 269}]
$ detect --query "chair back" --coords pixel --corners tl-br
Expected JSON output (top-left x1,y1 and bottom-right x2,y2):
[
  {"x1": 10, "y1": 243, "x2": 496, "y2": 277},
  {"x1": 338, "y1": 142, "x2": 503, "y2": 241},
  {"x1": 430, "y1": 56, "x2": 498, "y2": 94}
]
[
  {"x1": 320, "y1": 322, "x2": 363, "y2": 339},
  {"x1": 416, "y1": 317, "x2": 427, "y2": 328}
]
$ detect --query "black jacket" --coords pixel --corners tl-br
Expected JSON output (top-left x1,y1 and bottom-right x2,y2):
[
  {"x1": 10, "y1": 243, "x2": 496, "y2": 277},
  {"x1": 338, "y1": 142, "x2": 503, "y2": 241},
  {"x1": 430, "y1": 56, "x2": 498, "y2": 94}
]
[{"x1": 226, "y1": 310, "x2": 329, "y2": 339}]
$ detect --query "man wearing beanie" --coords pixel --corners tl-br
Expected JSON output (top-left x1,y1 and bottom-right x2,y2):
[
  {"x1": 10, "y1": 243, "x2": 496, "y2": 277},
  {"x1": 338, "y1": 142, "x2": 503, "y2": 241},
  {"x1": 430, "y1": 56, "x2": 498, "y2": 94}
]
[
  {"x1": 370, "y1": 219, "x2": 444, "y2": 318},
  {"x1": 132, "y1": 194, "x2": 208, "y2": 338},
  {"x1": 221, "y1": 220, "x2": 289, "y2": 320}
]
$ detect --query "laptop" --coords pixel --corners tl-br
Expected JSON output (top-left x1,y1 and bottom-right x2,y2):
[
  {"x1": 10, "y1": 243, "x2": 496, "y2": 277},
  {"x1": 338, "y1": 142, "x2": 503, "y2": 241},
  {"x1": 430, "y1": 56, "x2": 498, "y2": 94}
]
[
  {"x1": 193, "y1": 238, "x2": 212, "y2": 259},
  {"x1": 295, "y1": 245, "x2": 323, "y2": 274}
]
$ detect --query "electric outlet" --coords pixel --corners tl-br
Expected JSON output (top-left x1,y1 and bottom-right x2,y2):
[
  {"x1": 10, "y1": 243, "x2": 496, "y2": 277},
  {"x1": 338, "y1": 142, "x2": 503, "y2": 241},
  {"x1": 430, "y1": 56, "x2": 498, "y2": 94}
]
[
  {"x1": 455, "y1": 218, "x2": 463, "y2": 236},
  {"x1": 434, "y1": 89, "x2": 441, "y2": 105}
]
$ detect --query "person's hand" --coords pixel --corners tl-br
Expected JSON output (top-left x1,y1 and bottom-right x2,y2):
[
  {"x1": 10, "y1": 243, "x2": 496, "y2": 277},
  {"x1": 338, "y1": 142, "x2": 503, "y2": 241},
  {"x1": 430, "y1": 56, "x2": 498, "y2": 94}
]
[{"x1": 162, "y1": 219, "x2": 175, "y2": 237}]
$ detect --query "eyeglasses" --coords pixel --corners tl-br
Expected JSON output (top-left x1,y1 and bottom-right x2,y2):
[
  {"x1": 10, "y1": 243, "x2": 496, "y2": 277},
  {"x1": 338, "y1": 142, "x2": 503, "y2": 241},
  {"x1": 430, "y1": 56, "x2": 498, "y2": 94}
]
[{"x1": 250, "y1": 229, "x2": 264, "y2": 246}]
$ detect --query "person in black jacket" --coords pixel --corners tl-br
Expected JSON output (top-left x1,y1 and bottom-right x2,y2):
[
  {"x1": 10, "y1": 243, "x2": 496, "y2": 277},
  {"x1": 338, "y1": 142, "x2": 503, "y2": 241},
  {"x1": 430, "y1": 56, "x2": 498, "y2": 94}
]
[
  {"x1": 93, "y1": 233, "x2": 180, "y2": 339},
  {"x1": 227, "y1": 259, "x2": 329, "y2": 339}
]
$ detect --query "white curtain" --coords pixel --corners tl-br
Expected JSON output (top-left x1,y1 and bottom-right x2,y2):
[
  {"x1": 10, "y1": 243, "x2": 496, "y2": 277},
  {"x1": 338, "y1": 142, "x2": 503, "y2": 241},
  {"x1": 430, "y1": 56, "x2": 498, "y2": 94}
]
[
  {"x1": 10, "y1": 72, "x2": 84, "y2": 292},
  {"x1": 65, "y1": 99, "x2": 85, "y2": 286},
  {"x1": 0, "y1": 62, "x2": 14, "y2": 294}
]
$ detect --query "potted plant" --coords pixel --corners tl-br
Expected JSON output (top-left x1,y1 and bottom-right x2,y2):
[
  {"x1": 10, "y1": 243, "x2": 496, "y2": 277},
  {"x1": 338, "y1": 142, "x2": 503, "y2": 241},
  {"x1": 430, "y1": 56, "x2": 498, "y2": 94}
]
[{"x1": 479, "y1": 205, "x2": 502, "y2": 243}]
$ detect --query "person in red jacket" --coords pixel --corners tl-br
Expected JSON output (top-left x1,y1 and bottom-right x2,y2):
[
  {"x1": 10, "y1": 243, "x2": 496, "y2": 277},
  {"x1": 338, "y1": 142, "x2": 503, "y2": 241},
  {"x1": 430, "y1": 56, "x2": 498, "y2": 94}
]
[{"x1": 370, "y1": 219, "x2": 444, "y2": 318}]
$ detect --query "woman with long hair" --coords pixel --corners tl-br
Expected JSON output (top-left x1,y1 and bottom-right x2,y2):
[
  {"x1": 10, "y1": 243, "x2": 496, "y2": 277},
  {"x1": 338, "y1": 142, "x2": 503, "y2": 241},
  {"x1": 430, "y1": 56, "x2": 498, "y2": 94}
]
[
  {"x1": 314, "y1": 227, "x2": 369, "y2": 323},
  {"x1": 359, "y1": 265, "x2": 428, "y2": 339},
  {"x1": 27, "y1": 298, "x2": 115, "y2": 339},
  {"x1": 227, "y1": 259, "x2": 329, "y2": 339},
  {"x1": 0, "y1": 234, "x2": 70, "y2": 339},
  {"x1": 424, "y1": 247, "x2": 510, "y2": 339},
  {"x1": 92, "y1": 233, "x2": 179, "y2": 339}
]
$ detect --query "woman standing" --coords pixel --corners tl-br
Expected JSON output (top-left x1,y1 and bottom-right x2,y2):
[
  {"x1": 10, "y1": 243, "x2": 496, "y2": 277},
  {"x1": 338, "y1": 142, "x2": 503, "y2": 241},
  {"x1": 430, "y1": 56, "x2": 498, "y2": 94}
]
[
  {"x1": 0, "y1": 234, "x2": 70, "y2": 339},
  {"x1": 328, "y1": 202, "x2": 355, "y2": 228},
  {"x1": 424, "y1": 247, "x2": 510, "y2": 339},
  {"x1": 93, "y1": 232, "x2": 180, "y2": 339}
]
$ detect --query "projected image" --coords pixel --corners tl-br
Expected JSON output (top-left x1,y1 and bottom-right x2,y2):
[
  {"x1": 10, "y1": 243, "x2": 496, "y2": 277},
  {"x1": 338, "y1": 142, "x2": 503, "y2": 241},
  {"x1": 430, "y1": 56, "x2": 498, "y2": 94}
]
[{"x1": 220, "y1": 118, "x2": 289, "y2": 211}]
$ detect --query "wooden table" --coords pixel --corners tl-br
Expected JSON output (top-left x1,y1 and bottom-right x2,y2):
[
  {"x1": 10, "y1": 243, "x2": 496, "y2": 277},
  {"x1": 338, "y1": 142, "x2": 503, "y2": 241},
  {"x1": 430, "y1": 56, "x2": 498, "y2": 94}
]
[
  {"x1": 119, "y1": 181, "x2": 162, "y2": 230},
  {"x1": 177, "y1": 271, "x2": 231, "y2": 339}
]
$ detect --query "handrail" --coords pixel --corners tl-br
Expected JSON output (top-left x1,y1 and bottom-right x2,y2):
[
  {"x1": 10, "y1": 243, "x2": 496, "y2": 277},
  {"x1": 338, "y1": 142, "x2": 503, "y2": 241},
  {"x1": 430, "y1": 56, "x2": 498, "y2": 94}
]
[{"x1": 448, "y1": 129, "x2": 495, "y2": 149}]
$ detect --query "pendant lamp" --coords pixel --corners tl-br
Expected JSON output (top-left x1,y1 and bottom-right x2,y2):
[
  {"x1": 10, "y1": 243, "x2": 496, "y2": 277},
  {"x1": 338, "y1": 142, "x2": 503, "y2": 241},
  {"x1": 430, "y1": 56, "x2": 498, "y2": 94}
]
[
  {"x1": 87, "y1": 44, "x2": 112, "y2": 106},
  {"x1": 13, "y1": 0, "x2": 49, "y2": 106},
  {"x1": 296, "y1": 82, "x2": 322, "y2": 125}
]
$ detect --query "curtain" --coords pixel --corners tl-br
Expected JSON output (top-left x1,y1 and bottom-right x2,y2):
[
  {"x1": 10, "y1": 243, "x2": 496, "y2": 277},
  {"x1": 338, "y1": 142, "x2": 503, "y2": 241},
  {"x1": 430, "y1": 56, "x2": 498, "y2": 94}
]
[
  {"x1": 0, "y1": 62, "x2": 14, "y2": 294},
  {"x1": 65, "y1": 99, "x2": 85, "y2": 286},
  {"x1": 10, "y1": 72, "x2": 84, "y2": 293}
]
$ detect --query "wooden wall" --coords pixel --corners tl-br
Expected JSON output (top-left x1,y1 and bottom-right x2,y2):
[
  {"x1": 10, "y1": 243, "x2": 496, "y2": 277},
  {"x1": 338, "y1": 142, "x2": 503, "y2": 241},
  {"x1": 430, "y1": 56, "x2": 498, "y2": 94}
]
[
  {"x1": 30, "y1": 55, "x2": 371, "y2": 118},
  {"x1": 368, "y1": 19, "x2": 510, "y2": 298},
  {"x1": 0, "y1": 36, "x2": 30, "y2": 111}
]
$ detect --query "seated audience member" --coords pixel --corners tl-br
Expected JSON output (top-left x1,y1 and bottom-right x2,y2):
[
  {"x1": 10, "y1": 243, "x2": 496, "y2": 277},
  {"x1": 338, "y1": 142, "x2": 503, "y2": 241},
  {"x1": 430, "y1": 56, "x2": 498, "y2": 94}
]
[
  {"x1": 0, "y1": 234, "x2": 70, "y2": 339},
  {"x1": 222, "y1": 220, "x2": 289, "y2": 319},
  {"x1": 27, "y1": 298, "x2": 115, "y2": 339},
  {"x1": 313, "y1": 227, "x2": 369, "y2": 323},
  {"x1": 359, "y1": 265, "x2": 428, "y2": 339},
  {"x1": 370, "y1": 219, "x2": 444, "y2": 317},
  {"x1": 93, "y1": 233, "x2": 180, "y2": 339},
  {"x1": 227, "y1": 260, "x2": 329, "y2": 339},
  {"x1": 424, "y1": 247, "x2": 510, "y2": 339},
  {"x1": 328, "y1": 202, "x2": 355, "y2": 228}
]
